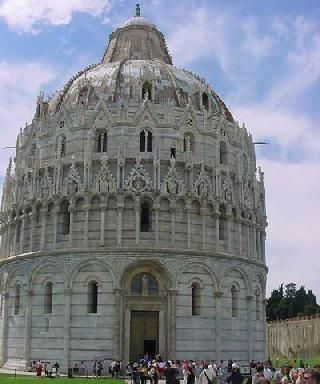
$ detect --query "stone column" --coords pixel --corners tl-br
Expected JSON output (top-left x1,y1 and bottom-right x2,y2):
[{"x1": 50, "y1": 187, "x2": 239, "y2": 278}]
[
  {"x1": 100, "y1": 207, "x2": 106, "y2": 247},
  {"x1": 215, "y1": 212, "x2": 220, "y2": 252},
  {"x1": 68, "y1": 207, "x2": 74, "y2": 248},
  {"x1": 13, "y1": 220, "x2": 17, "y2": 255},
  {"x1": 40, "y1": 209, "x2": 47, "y2": 251},
  {"x1": 256, "y1": 230, "x2": 260, "y2": 260},
  {"x1": 246, "y1": 221, "x2": 250, "y2": 258},
  {"x1": 84, "y1": 205, "x2": 90, "y2": 248},
  {"x1": 113, "y1": 288, "x2": 123, "y2": 359},
  {"x1": 29, "y1": 212, "x2": 34, "y2": 253},
  {"x1": 154, "y1": 205, "x2": 159, "y2": 247},
  {"x1": 171, "y1": 206, "x2": 176, "y2": 247},
  {"x1": 261, "y1": 231, "x2": 266, "y2": 263},
  {"x1": 214, "y1": 291, "x2": 223, "y2": 361},
  {"x1": 0, "y1": 292, "x2": 9, "y2": 366},
  {"x1": 24, "y1": 289, "x2": 33, "y2": 367},
  {"x1": 53, "y1": 208, "x2": 59, "y2": 246},
  {"x1": 168, "y1": 289, "x2": 177, "y2": 358},
  {"x1": 187, "y1": 207, "x2": 191, "y2": 249},
  {"x1": 63, "y1": 288, "x2": 72, "y2": 371},
  {"x1": 262, "y1": 299, "x2": 268, "y2": 359},
  {"x1": 1, "y1": 228, "x2": 7, "y2": 259},
  {"x1": 6, "y1": 224, "x2": 12, "y2": 257},
  {"x1": 200, "y1": 207, "x2": 206, "y2": 250},
  {"x1": 246, "y1": 295, "x2": 253, "y2": 362},
  {"x1": 238, "y1": 220, "x2": 242, "y2": 257},
  {"x1": 252, "y1": 225, "x2": 256, "y2": 259},
  {"x1": 135, "y1": 200, "x2": 140, "y2": 245},
  {"x1": 117, "y1": 207, "x2": 123, "y2": 246},
  {"x1": 226, "y1": 209, "x2": 232, "y2": 253},
  {"x1": 19, "y1": 214, "x2": 25, "y2": 254}
]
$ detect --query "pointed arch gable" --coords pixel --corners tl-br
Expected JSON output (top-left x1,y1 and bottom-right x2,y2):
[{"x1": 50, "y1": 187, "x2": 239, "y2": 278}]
[
  {"x1": 134, "y1": 101, "x2": 159, "y2": 127},
  {"x1": 91, "y1": 99, "x2": 115, "y2": 128},
  {"x1": 178, "y1": 104, "x2": 200, "y2": 133},
  {"x1": 53, "y1": 103, "x2": 73, "y2": 133}
]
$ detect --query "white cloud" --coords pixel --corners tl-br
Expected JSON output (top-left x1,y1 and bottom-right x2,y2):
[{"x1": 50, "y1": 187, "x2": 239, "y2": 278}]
[
  {"x1": 263, "y1": 160, "x2": 320, "y2": 298},
  {"x1": 0, "y1": 0, "x2": 112, "y2": 32},
  {"x1": 0, "y1": 61, "x2": 56, "y2": 174}
]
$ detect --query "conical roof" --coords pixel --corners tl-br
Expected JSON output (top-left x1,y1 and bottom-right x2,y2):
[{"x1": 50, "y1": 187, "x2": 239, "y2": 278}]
[{"x1": 101, "y1": 4, "x2": 172, "y2": 64}]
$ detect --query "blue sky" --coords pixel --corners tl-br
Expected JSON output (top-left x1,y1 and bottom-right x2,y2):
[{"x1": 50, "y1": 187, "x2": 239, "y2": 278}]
[{"x1": 0, "y1": 0, "x2": 319, "y2": 299}]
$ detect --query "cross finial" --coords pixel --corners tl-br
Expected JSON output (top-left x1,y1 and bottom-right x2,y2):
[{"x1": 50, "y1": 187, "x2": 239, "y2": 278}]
[{"x1": 136, "y1": 3, "x2": 141, "y2": 16}]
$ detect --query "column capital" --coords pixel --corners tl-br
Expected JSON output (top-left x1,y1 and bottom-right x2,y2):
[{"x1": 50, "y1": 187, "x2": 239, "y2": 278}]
[
  {"x1": 24, "y1": 289, "x2": 33, "y2": 296},
  {"x1": 246, "y1": 295, "x2": 254, "y2": 301},
  {"x1": 214, "y1": 291, "x2": 223, "y2": 298},
  {"x1": 64, "y1": 288, "x2": 72, "y2": 296}
]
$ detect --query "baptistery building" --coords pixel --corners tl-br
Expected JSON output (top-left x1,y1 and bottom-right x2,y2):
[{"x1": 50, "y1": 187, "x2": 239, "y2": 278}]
[{"x1": 0, "y1": 6, "x2": 267, "y2": 371}]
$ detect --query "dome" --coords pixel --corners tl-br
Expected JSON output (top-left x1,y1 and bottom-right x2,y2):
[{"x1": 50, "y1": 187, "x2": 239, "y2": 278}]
[
  {"x1": 46, "y1": 3, "x2": 234, "y2": 120},
  {"x1": 120, "y1": 15, "x2": 156, "y2": 29}
]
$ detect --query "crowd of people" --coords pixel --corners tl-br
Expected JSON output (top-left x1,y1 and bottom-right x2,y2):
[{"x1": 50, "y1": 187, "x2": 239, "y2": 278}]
[
  {"x1": 27, "y1": 355, "x2": 320, "y2": 384},
  {"x1": 29, "y1": 360, "x2": 60, "y2": 377}
]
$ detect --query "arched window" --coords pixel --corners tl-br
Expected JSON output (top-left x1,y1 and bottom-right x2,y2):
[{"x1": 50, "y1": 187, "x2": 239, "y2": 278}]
[
  {"x1": 219, "y1": 205, "x2": 227, "y2": 240},
  {"x1": 140, "y1": 202, "x2": 151, "y2": 232},
  {"x1": 220, "y1": 141, "x2": 228, "y2": 165},
  {"x1": 202, "y1": 92, "x2": 209, "y2": 110},
  {"x1": 44, "y1": 282, "x2": 53, "y2": 314},
  {"x1": 130, "y1": 272, "x2": 159, "y2": 296},
  {"x1": 88, "y1": 281, "x2": 98, "y2": 314},
  {"x1": 231, "y1": 285, "x2": 238, "y2": 318},
  {"x1": 140, "y1": 130, "x2": 152, "y2": 152},
  {"x1": 61, "y1": 201, "x2": 70, "y2": 235},
  {"x1": 97, "y1": 131, "x2": 107, "y2": 153},
  {"x1": 14, "y1": 284, "x2": 21, "y2": 315},
  {"x1": 191, "y1": 282, "x2": 201, "y2": 316},
  {"x1": 255, "y1": 291, "x2": 260, "y2": 320},
  {"x1": 183, "y1": 134, "x2": 193, "y2": 152},
  {"x1": 142, "y1": 82, "x2": 152, "y2": 100}
]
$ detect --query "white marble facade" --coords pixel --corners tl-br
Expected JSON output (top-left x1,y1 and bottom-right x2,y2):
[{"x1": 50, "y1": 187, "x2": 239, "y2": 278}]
[{"x1": 0, "y1": 7, "x2": 268, "y2": 372}]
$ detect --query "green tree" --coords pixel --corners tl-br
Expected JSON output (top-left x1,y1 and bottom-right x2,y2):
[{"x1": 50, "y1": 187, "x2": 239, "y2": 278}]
[{"x1": 266, "y1": 283, "x2": 320, "y2": 320}]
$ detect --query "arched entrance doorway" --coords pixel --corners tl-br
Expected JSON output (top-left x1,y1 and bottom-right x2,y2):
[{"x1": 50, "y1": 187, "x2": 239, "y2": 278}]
[{"x1": 120, "y1": 261, "x2": 172, "y2": 362}]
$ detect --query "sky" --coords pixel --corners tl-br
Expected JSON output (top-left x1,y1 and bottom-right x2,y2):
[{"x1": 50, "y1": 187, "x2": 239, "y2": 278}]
[{"x1": 0, "y1": 0, "x2": 319, "y2": 300}]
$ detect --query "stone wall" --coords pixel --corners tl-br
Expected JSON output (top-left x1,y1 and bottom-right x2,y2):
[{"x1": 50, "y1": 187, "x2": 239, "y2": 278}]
[{"x1": 268, "y1": 315, "x2": 320, "y2": 358}]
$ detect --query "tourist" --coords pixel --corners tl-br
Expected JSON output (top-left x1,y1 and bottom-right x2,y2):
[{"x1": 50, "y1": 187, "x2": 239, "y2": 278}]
[
  {"x1": 80, "y1": 360, "x2": 86, "y2": 376},
  {"x1": 195, "y1": 361, "x2": 203, "y2": 384},
  {"x1": 165, "y1": 361, "x2": 178, "y2": 384},
  {"x1": 141, "y1": 363, "x2": 149, "y2": 384},
  {"x1": 253, "y1": 365, "x2": 265, "y2": 384},
  {"x1": 73, "y1": 363, "x2": 79, "y2": 376},
  {"x1": 53, "y1": 362, "x2": 60, "y2": 377},
  {"x1": 35, "y1": 360, "x2": 43, "y2": 377},
  {"x1": 149, "y1": 363, "x2": 160, "y2": 384},
  {"x1": 281, "y1": 366, "x2": 291, "y2": 384},
  {"x1": 199, "y1": 363, "x2": 217, "y2": 384},
  {"x1": 264, "y1": 362, "x2": 273, "y2": 381},
  {"x1": 303, "y1": 369, "x2": 320, "y2": 384},
  {"x1": 183, "y1": 361, "x2": 190, "y2": 384},
  {"x1": 187, "y1": 362, "x2": 195, "y2": 384},
  {"x1": 97, "y1": 361, "x2": 103, "y2": 377},
  {"x1": 226, "y1": 363, "x2": 243, "y2": 384}
]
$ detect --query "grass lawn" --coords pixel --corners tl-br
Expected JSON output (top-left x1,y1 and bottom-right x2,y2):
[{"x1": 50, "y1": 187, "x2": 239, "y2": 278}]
[
  {"x1": 0, "y1": 375, "x2": 126, "y2": 384},
  {"x1": 272, "y1": 357, "x2": 320, "y2": 368}
]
